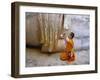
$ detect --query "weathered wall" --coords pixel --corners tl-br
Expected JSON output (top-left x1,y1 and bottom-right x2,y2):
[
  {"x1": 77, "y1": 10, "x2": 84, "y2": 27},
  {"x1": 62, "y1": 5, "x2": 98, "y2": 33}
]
[
  {"x1": 26, "y1": 13, "x2": 40, "y2": 46},
  {"x1": 64, "y1": 15, "x2": 90, "y2": 50}
]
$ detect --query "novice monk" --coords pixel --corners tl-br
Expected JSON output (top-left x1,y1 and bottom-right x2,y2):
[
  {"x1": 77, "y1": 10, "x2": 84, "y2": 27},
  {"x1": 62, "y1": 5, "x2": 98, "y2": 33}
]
[{"x1": 60, "y1": 32, "x2": 76, "y2": 64}]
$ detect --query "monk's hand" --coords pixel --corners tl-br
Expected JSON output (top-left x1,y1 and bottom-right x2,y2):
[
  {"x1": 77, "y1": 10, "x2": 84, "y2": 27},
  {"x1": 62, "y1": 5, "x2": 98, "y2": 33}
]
[{"x1": 68, "y1": 52, "x2": 73, "y2": 58}]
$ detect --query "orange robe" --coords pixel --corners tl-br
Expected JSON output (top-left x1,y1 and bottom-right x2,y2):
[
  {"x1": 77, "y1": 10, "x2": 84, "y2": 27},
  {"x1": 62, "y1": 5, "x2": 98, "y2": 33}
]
[{"x1": 60, "y1": 38, "x2": 76, "y2": 64}]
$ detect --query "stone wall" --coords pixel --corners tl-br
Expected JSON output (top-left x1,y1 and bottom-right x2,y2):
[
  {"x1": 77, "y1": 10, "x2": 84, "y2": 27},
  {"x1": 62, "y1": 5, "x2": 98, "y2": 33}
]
[
  {"x1": 64, "y1": 15, "x2": 90, "y2": 50},
  {"x1": 26, "y1": 13, "x2": 40, "y2": 46}
]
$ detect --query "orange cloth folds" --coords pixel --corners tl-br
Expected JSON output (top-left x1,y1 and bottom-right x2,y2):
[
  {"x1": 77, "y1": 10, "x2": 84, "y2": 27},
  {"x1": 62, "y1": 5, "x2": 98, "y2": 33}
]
[{"x1": 60, "y1": 38, "x2": 76, "y2": 64}]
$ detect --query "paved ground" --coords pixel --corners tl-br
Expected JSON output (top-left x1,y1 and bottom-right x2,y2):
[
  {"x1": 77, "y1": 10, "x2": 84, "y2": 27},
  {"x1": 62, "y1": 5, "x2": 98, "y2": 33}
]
[{"x1": 26, "y1": 47, "x2": 89, "y2": 67}]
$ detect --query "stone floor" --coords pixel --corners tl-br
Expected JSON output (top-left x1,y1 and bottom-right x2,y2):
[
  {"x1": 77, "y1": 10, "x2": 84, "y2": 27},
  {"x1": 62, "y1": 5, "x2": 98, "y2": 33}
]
[{"x1": 26, "y1": 47, "x2": 89, "y2": 67}]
